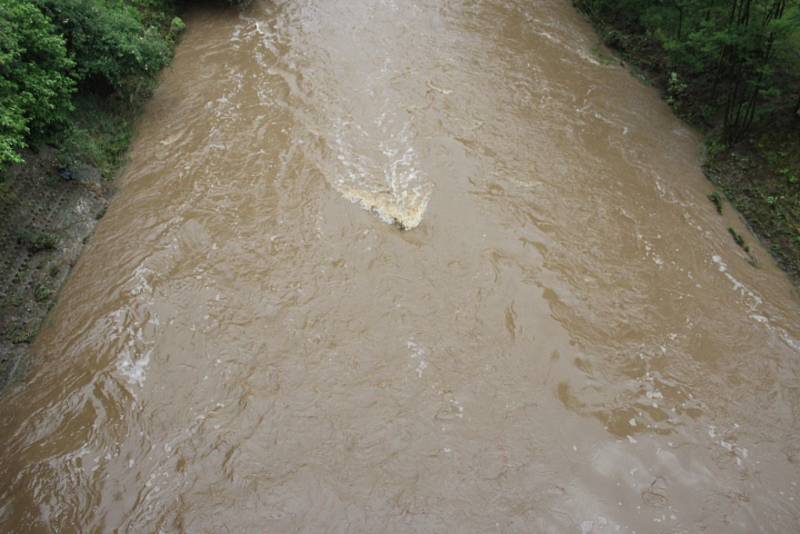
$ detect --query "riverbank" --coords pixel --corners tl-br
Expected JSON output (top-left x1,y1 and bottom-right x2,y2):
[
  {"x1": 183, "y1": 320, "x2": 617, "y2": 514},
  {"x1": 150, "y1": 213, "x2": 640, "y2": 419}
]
[
  {"x1": 575, "y1": 1, "x2": 800, "y2": 282},
  {"x1": 0, "y1": 1, "x2": 187, "y2": 391},
  {"x1": 0, "y1": 146, "x2": 111, "y2": 390}
]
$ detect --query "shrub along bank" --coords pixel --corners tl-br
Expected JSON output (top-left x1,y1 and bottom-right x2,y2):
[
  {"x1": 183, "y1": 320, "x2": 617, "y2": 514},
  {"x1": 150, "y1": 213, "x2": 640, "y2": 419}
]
[
  {"x1": 574, "y1": 0, "x2": 800, "y2": 280},
  {"x1": 0, "y1": 0, "x2": 185, "y2": 177}
]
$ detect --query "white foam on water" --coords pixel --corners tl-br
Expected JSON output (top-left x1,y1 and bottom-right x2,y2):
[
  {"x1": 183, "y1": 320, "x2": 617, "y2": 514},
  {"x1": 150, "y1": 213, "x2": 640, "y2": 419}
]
[
  {"x1": 129, "y1": 265, "x2": 155, "y2": 296},
  {"x1": 711, "y1": 255, "x2": 763, "y2": 307},
  {"x1": 448, "y1": 398, "x2": 464, "y2": 418},
  {"x1": 710, "y1": 255, "x2": 800, "y2": 351},
  {"x1": 332, "y1": 119, "x2": 432, "y2": 229},
  {"x1": 112, "y1": 264, "x2": 161, "y2": 390},
  {"x1": 117, "y1": 348, "x2": 152, "y2": 388},
  {"x1": 407, "y1": 338, "x2": 429, "y2": 378}
]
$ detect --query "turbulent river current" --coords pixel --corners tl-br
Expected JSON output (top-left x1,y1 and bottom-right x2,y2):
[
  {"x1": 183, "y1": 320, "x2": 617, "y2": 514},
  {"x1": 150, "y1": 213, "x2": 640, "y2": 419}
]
[{"x1": 2, "y1": 0, "x2": 800, "y2": 531}]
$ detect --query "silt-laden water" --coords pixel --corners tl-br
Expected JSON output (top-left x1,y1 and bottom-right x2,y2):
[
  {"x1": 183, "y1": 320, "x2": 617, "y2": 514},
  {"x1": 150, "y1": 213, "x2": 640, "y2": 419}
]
[{"x1": 2, "y1": 1, "x2": 800, "y2": 531}]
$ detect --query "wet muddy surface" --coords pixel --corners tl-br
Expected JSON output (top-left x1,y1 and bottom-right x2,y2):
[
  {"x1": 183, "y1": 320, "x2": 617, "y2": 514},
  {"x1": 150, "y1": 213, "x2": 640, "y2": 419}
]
[{"x1": 1, "y1": 1, "x2": 799, "y2": 531}]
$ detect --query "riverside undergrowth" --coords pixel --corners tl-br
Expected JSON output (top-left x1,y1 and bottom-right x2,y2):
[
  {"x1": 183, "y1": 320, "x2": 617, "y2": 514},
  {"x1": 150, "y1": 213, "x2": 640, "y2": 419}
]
[{"x1": 573, "y1": 0, "x2": 800, "y2": 281}]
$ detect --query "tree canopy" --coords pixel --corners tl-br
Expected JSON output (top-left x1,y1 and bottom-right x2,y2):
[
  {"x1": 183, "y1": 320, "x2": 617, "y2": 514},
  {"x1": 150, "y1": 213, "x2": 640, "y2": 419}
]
[
  {"x1": 576, "y1": 0, "x2": 800, "y2": 142},
  {"x1": 0, "y1": 0, "x2": 74, "y2": 166},
  {"x1": 0, "y1": 0, "x2": 194, "y2": 170}
]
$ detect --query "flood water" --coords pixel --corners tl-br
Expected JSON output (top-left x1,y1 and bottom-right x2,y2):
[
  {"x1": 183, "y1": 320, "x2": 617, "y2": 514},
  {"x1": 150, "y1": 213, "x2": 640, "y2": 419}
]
[{"x1": 2, "y1": 0, "x2": 800, "y2": 531}]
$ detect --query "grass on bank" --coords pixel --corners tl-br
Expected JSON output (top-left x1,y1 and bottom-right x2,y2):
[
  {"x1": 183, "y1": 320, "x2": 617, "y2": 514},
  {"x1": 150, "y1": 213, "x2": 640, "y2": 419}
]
[{"x1": 705, "y1": 121, "x2": 800, "y2": 278}]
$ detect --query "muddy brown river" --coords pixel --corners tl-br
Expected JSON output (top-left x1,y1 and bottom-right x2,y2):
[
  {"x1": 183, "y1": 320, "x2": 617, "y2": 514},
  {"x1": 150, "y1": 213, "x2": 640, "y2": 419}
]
[{"x1": 2, "y1": 0, "x2": 800, "y2": 531}]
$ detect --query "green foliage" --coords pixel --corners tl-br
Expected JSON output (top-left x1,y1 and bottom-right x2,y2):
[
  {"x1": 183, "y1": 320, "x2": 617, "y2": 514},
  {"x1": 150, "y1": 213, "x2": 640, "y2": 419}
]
[
  {"x1": 704, "y1": 135, "x2": 726, "y2": 158},
  {"x1": 16, "y1": 228, "x2": 59, "y2": 252},
  {"x1": 34, "y1": 0, "x2": 174, "y2": 101},
  {"x1": 579, "y1": 0, "x2": 800, "y2": 278},
  {"x1": 0, "y1": 0, "x2": 75, "y2": 168},
  {"x1": 0, "y1": 0, "x2": 247, "y2": 172},
  {"x1": 170, "y1": 16, "x2": 186, "y2": 35},
  {"x1": 574, "y1": 0, "x2": 800, "y2": 140},
  {"x1": 11, "y1": 325, "x2": 37, "y2": 344},
  {"x1": 0, "y1": 0, "x2": 185, "y2": 172},
  {"x1": 33, "y1": 284, "x2": 54, "y2": 302},
  {"x1": 728, "y1": 227, "x2": 750, "y2": 252},
  {"x1": 708, "y1": 191, "x2": 724, "y2": 213},
  {"x1": 57, "y1": 95, "x2": 131, "y2": 178},
  {"x1": 666, "y1": 71, "x2": 688, "y2": 109}
]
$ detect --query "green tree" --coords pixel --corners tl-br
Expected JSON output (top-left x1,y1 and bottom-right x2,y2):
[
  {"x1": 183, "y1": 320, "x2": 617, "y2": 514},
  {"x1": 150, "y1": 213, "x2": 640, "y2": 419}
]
[
  {"x1": 0, "y1": 0, "x2": 75, "y2": 168},
  {"x1": 34, "y1": 0, "x2": 173, "y2": 100},
  {"x1": 575, "y1": 0, "x2": 800, "y2": 141}
]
